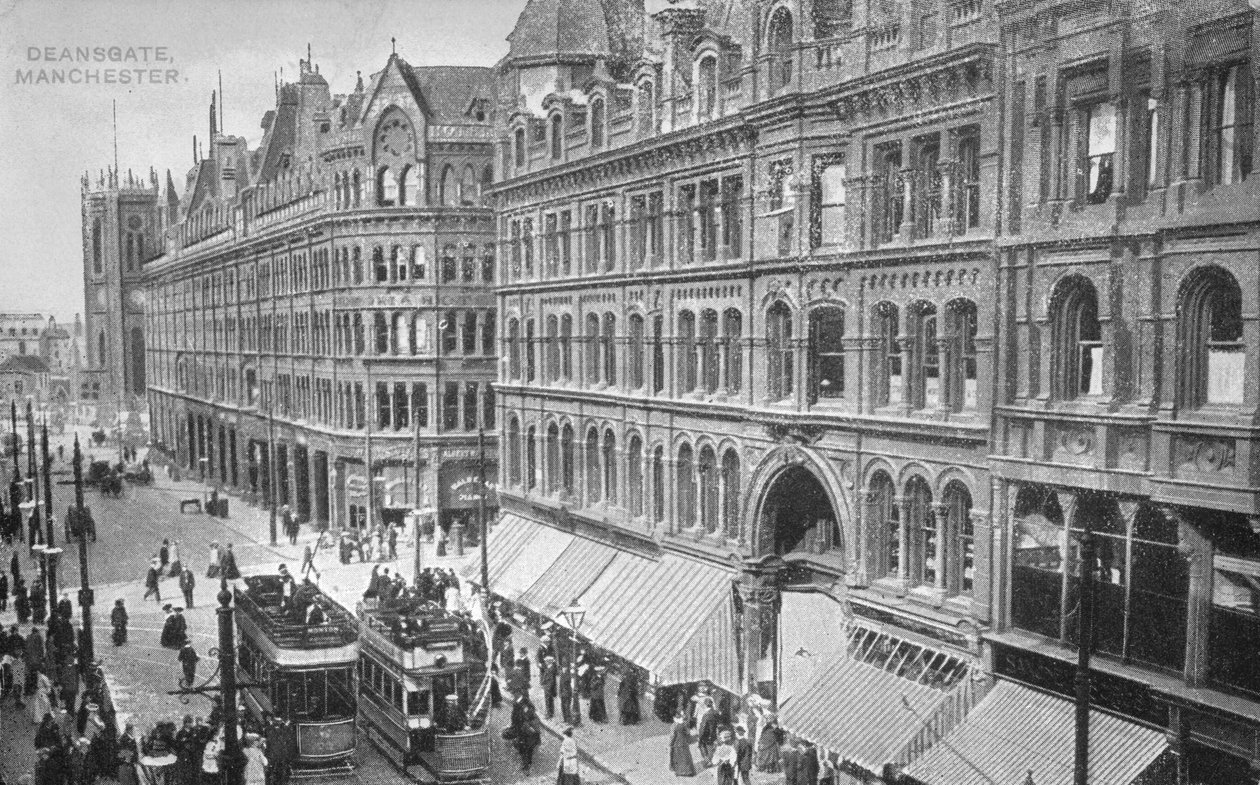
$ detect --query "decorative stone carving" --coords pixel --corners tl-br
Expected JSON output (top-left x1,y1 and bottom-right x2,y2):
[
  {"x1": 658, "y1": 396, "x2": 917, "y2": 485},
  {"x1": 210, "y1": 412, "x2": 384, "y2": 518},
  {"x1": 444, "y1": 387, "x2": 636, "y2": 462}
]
[
  {"x1": 765, "y1": 421, "x2": 826, "y2": 445},
  {"x1": 1175, "y1": 437, "x2": 1236, "y2": 474},
  {"x1": 1055, "y1": 424, "x2": 1095, "y2": 457}
]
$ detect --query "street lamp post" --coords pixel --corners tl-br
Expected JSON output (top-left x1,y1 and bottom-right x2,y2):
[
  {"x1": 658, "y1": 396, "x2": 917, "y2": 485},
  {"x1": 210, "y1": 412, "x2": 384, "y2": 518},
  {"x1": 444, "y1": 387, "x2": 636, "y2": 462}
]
[
  {"x1": 70, "y1": 435, "x2": 96, "y2": 667},
  {"x1": 561, "y1": 601, "x2": 586, "y2": 726},
  {"x1": 39, "y1": 423, "x2": 58, "y2": 618},
  {"x1": 477, "y1": 428, "x2": 489, "y2": 600},
  {"x1": 217, "y1": 575, "x2": 245, "y2": 785},
  {"x1": 26, "y1": 401, "x2": 40, "y2": 547},
  {"x1": 266, "y1": 396, "x2": 278, "y2": 547}
]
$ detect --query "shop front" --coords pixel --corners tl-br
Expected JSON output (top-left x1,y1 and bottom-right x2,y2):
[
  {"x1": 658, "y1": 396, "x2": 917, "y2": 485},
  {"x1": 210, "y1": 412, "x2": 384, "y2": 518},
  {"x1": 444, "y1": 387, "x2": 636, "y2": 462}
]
[{"x1": 437, "y1": 459, "x2": 498, "y2": 542}]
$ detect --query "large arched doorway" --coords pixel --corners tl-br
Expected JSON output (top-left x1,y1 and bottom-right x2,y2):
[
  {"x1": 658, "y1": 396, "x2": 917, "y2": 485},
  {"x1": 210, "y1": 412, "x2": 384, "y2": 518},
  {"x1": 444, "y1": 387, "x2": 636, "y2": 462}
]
[{"x1": 761, "y1": 465, "x2": 838, "y2": 556}]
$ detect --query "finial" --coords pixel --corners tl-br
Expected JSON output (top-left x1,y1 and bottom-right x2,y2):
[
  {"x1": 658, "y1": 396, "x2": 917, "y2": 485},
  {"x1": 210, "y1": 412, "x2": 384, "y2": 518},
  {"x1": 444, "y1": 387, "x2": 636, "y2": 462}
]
[{"x1": 392, "y1": 37, "x2": 397, "y2": 56}]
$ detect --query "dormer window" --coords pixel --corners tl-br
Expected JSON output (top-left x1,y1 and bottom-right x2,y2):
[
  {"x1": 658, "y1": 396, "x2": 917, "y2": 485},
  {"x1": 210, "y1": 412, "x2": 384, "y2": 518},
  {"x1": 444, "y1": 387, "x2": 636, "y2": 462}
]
[
  {"x1": 589, "y1": 98, "x2": 605, "y2": 149},
  {"x1": 697, "y1": 55, "x2": 718, "y2": 121},
  {"x1": 550, "y1": 114, "x2": 563, "y2": 160}
]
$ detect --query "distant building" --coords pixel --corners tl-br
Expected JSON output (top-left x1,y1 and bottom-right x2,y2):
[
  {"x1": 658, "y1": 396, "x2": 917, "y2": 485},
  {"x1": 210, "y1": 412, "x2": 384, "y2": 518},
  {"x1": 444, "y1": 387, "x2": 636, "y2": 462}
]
[
  {"x1": 0, "y1": 314, "x2": 50, "y2": 362},
  {"x1": 0, "y1": 355, "x2": 51, "y2": 405}
]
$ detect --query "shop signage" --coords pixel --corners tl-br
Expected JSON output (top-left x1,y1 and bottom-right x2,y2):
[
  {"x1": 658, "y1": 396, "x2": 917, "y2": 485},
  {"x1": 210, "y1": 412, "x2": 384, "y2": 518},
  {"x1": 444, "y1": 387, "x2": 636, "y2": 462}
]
[
  {"x1": 438, "y1": 460, "x2": 499, "y2": 509},
  {"x1": 346, "y1": 474, "x2": 368, "y2": 496}
]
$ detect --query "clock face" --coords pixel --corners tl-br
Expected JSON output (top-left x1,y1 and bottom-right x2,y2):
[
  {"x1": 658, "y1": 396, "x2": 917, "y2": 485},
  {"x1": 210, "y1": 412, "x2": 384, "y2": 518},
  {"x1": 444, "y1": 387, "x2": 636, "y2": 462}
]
[{"x1": 378, "y1": 118, "x2": 413, "y2": 158}]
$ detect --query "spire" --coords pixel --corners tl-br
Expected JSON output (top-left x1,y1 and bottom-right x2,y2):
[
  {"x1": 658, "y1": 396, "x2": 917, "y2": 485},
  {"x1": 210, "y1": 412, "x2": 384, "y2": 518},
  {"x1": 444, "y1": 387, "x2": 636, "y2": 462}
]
[
  {"x1": 210, "y1": 90, "x2": 217, "y2": 139},
  {"x1": 391, "y1": 37, "x2": 397, "y2": 56},
  {"x1": 355, "y1": 70, "x2": 364, "y2": 92},
  {"x1": 218, "y1": 69, "x2": 224, "y2": 133}
]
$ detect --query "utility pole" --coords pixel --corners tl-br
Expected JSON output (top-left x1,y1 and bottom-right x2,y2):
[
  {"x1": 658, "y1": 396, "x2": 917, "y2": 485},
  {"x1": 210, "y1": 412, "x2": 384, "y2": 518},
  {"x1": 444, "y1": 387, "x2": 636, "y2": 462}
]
[
  {"x1": 40, "y1": 423, "x2": 58, "y2": 618},
  {"x1": 1074, "y1": 520, "x2": 1095, "y2": 785},
  {"x1": 70, "y1": 435, "x2": 96, "y2": 667},
  {"x1": 478, "y1": 427, "x2": 489, "y2": 596}
]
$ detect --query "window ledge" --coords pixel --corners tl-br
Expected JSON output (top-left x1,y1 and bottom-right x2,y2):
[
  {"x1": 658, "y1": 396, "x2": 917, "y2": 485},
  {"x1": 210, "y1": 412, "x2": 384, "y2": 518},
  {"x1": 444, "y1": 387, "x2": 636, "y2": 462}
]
[
  {"x1": 870, "y1": 576, "x2": 908, "y2": 598},
  {"x1": 907, "y1": 585, "x2": 947, "y2": 609}
]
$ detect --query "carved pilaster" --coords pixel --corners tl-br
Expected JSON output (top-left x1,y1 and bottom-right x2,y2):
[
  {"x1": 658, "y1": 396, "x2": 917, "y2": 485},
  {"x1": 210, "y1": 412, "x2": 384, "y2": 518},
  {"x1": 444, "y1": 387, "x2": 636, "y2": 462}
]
[
  {"x1": 1164, "y1": 505, "x2": 1213, "y2": 687},
  {"x1": 736, "y1": 563, "x2": 782, "y2": 701}
]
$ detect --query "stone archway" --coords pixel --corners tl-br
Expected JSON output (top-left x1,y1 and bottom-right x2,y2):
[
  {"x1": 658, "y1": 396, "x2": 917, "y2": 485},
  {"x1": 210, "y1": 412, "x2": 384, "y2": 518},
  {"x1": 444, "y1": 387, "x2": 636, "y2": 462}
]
[{"x1": 743, "y1": 444, "x2": 855, "y2": 569}]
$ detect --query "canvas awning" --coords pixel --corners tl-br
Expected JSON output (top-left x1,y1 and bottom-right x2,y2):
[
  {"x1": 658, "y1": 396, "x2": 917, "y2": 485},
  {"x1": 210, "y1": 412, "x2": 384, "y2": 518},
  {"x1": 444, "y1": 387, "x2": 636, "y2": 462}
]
[
  {"x1": 904, "y1": 680, "x2": 1168, "y2": 785},
  {"x1": 461, "y1": 513, "x2": 569, "y2": 600},
  {"x1": 517, "y1": 535, "x2": 619, "y2": 619}
]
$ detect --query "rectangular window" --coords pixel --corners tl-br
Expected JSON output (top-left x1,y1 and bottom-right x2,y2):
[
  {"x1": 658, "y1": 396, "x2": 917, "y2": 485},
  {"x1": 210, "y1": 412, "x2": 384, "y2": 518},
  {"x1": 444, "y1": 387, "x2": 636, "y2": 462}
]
[
  {"x1": 393, "y1": 382, "x2": 409, "y2": 429},
  {"x1": 1209, "y1": 64, "x2": 1253, "y2": 186},
  {"x1": 630, "y1": 195, "x2": 647, "y2": 269},
  {"x1": 1084, "y1": 102, "x2": 1116, "y2": 203},
  {"x1": 1143, "y1": 94, "x2": 1160, "y2": 189},
  {"x1": 412, "y1": 383, "x2": 429, "y2": 427},
  {"x1": 651, "y1": 315, "x2": 665, "y2": 394},
  {"x1": 481, "y1": 311, "x2": 495, "y2": 356},
  {"x1": 482, "y1": 386, "x2": 495, "y2": 430},
  {"x1": 679, "y1": 185, "x2": 696, "y2": 264},
  {"x1": 522, "y1": 218, "x2": 534, "y2": 278},
  {"x1": 811, "y1": 156, "x2": 846, "y2": 248},
  {"x1": 647, "y1": 192, "x2": 664, "y2": 264},
  {"x1": 600, "y1": 203, "x2": 616, "y2": 271},
  {"x1": 544, "y1": 213, "x2": 559, "y2": 277},
  {"x1": 525, "y1": 319, "x2": 536, "y2": 383},
  {"x1": 699, "y1": 180, "x2": 719, "y2": 261},
  {"x1": 559, "y1": 210, "x2": 573, "y2": 275},
  {"x1": 955, "y1": 129, "x2": 981, "y2": 232},
  {"x1": 442, "y1": 382, "x2": 459, "y2": 431},
  {"x1": 584, "y1": 205, "x2": 600, "y2": 273},
  {"x1": 463, "y1": 382, "x2": 479, "y2": 431},
  {"x1": 720, "y1": 177, "x2": 743, "y2": 258},
  {"x1": 876, "y1": 144, "x2": 903, "y2": 244}
]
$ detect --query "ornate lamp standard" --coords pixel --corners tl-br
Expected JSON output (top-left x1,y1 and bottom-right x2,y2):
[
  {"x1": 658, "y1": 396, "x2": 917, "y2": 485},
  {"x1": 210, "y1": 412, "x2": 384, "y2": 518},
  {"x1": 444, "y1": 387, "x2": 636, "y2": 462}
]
[
  {"x1": 561, "y1": 601, "x2": 587, "y2": 726},
  {"x1": 69, "y1": 435, "x2": 97, "y2": 667}
]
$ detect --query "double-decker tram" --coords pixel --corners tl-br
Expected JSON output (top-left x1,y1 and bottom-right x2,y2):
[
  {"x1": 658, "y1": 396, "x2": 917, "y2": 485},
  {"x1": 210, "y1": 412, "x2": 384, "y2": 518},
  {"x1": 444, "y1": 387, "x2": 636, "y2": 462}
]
[
  {"x1": 357, "y1": 596, "x2": 491, "y2": 782},
  {"x1": 234, "y1": 574, "x2": 360, "y2": 773}
]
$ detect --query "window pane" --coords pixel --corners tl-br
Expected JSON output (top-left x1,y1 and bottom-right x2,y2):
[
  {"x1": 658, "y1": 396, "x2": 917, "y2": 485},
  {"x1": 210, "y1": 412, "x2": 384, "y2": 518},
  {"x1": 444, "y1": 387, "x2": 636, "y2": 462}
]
[
  {"x1": 1012, "y1": 517, "x2": 1064, "y2": 639},
  {"x1": 1088, "y1": 103, "x2": 1116, "y2": 156}
]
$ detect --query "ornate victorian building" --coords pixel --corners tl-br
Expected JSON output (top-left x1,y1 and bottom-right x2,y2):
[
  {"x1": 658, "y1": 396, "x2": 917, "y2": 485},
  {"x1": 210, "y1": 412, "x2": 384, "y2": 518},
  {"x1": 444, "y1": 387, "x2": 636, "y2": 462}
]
[
  {"x1": 141, "y1": 52, "x2": 499, "y2": 533},
  {"x1": 485, "y1": 0, "x2": 1260, "y2": 783}
]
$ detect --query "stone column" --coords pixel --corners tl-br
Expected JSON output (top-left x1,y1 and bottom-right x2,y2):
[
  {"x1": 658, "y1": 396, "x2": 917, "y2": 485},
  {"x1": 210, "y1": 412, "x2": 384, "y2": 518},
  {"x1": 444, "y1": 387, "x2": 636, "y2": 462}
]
[
  {"x1": 736, "y1": 565, "x2": 781, "y2": 702},
  {"x1": 1163, "y1": 506, "x2": 1212, "y2": 687},
  {"x1": 1054, "y1": 489, "x2": 1079, "y2": 642},
  {"x1": 895, "y1": 495, "x2": 911, "y2": 584}
]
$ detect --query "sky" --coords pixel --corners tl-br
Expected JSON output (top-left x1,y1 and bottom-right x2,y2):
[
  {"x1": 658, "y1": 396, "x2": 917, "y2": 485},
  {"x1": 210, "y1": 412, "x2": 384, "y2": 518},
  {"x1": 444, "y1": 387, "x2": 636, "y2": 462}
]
[{"x1": 0, "y1": 0, "x2": 520, "y2": 325}]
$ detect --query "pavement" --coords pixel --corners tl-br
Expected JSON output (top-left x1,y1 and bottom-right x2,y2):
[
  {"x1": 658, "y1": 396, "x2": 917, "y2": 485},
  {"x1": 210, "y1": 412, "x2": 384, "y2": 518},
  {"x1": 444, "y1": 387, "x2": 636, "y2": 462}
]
[{"x1": 0, "y1": 426, "x2": 785, "y2": 785}]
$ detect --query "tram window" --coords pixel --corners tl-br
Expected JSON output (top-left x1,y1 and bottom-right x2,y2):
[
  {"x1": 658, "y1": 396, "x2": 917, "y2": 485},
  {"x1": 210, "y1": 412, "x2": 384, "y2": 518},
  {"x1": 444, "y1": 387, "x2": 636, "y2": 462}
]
[
  {"x1": 392, "y1": 682, "x2": 405, "y2": 712},
  {"x1": 407, "y1": 690, "x2": 430, "y2": 716}
]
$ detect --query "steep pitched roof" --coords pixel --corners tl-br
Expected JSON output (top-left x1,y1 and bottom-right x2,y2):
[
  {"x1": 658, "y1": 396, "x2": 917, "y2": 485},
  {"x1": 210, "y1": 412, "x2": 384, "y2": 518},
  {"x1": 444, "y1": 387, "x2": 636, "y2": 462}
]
[
  {"x1": 404, "y1": 65, "x2": 496, "y2": 124},
  {"x1": 256, "y1": 85, "x2": 300, "y2": 183},
  {"x1": 508, "y1": 0, "x2": 611, "y2": 62},
  {"x1": 0, "y1": 355, "x2": 50, "y2": 374}
]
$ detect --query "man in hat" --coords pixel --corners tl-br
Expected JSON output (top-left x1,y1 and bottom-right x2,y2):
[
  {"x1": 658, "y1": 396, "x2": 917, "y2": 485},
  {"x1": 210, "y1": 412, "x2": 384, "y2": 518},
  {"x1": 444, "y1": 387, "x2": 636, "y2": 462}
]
[
  {"x1": 282, "y1": 505, "x2": 297, "y2": 546},
  {"x1": 588, "y1": 665, "x2": 609, "y2": 723},
  {"x1": 442, "y1": 694, "x2": 467, "y2": 733},
  {"x1": 509, "y1": 692, "x2": 542, "y2": 773},
  {"x1": 734, "y1": 725, "x2": 754, "y2": 785},
  {"x1": 540, "y1": 654, "x2": 559, "y2": 719},
  {"x1": 278, "y1": 564, "x2": 296, "y2": 612},
  {"x1": 143, "y1": 558, "x2": 161, "y2": 602},
  {"x1": 110, "y1": 599, "x2": 128, "y2": 646},
  {"x1": 159, "y1": 604, "x2": 179, "y2": 648},
  {"x1": 178, "y1": 640, "x2": 200, "y2": 687},
  {"x1": 179, "y1": 566, "x2": 195, "y2": 609}
]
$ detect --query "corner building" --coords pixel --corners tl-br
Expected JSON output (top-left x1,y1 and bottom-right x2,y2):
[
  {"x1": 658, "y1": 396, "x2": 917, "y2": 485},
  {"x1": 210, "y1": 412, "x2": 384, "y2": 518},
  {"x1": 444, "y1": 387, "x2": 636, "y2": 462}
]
[
  {"x1": 490, "y1": 0, "x2": 1007, "y2": 781},
  {"x1": 144, "y1": 53, "x2": 499, "y2": 533}
]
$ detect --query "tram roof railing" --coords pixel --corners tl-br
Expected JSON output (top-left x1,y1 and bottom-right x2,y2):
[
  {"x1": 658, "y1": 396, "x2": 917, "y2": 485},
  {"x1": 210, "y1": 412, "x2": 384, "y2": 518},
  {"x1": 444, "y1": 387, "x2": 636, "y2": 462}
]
[
  {"x1": 357, "y1": 599, "x2": 474, "y2": 670},
  {"x1": 235, "y1": 575, "x2": 359, "y2": 649}
]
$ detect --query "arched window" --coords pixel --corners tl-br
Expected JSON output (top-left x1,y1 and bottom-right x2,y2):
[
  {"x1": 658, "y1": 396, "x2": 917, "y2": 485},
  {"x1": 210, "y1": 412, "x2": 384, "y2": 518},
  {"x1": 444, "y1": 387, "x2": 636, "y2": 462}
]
[
  {"x1": 699, "y1": 445, "x2": 718, "y2": 533},
  {"x1": 373, "y1": 246, "x2": 388, "y2": 283},
  {"x1": 334, "y1": 173, "x2": 343, "y2": 209},
  {"x1": 507, "y1": 417, "x2": 522, "y2": 486},
  {"x1": 697, "y1": 55, "x2": 718, "y2": 121},
  {"x1": 412, "y1": 245, "x2": 427, "y2": 280},
  {"x1": 909, "y1": 303, "x2": 939, "y2": 410},
  {"x1": 873, "y1": 303, "x2": 900, "y2": 407},
  {"x1": 602, "y1": 313, "x2": 617, "y2": 387},
  {"x1": 587, "y1": 427, "x2": 604, "y2": 503},
  {"x1": 602, "y1": 430, "x2": 617, "y2": 505},
  {"x1": 700, "y1": 310, "x2": 720, "y2": 393},
  {"x1": 944, "y1": 300, "x2": 978, "y2": 411},
  {"x1": 560, "y1": 314, "x2": 574, "y2": 381},
  {"x1": 352, "y1": 170, "x2": 362, "y2": 206},
  {"x1": 546, "y1": 423, "x2": 561, "y2": 494},
  {"x1": 652, "y1": 445, "x2": 665, "y2": 524},
  {"x1": 768, "y1": 6, "x2": 794, "y2": 91},
  {"x1": 808, "y1": 306, "x2": 844, "y2": 403},
  {"x1": 678, "y1": 311, "x2": 697, "y2": 393},
  {"x1": 1179, "y1": 267, "x2": 1245, "y2": 407},
  {"x1": 721, "y1": 449, "x2": 740, "y2": 540},
  {"x1": 637, "y1": 79, "x2": 654, "y2": 135},
  {"x1": 514, "y1": 128, "x2": 526, "y2": 168},
  {"x1": 392, "y1": 313, "x2": 408, "y2": 355},
  {"x1": 628, "y1": 314, "x2": 645, "y2": 389},
  {"x1": 545, "y1": 315, "x2": 560, "y2": 382},
  {"x1": 526, "y1": 425, "x2": 537, "y2": 491},
  {"x1": 628, "y1": 435, "x2": 644, "y2": 517},
  {"x1": 441, "y1": 166, "x2": 459, "y2": 206},
  {"x1": 550, "y1": 114, "x2": 564, "y2": 160},
  {"x1": 722, "y1": 309, "x2": 743, "y2": 394},
  {"x1": 589, "y1": 97, "x2": 605, "y2": 149},
  {"x1": 561, "y1": 424, "x2": 575, "y2": 495},
  {"x1": 868, "y1": 471, "x2": 898, "y2": 578},
  {"x1": 352, "y1": 247, "x2": 363, "y2": 284},
  {"x1": 766, "y1": 302, "x2": 794, "y2": 400},
  {"x1": 98, "y1": 330, "x2": 106, "y2": 366},
  {"x1": 676, "y1": 443, "x2": 696, "y2": 529},
  {"x1": 942, "y1": 482, "x2": 974, "y2": 598},
  {"x1": 92, "y1": 218, "x2": 102, "y2": 274},
  {"x1": 377, "y1": 167, "x2": 397, "y2": 206},
  {"x1": 507, "y1": 318, "x2": 521, "y2": 380},
  {"x1": 586, "y1": 313, "x2": 601, "y2": 385},
  {"x1": 393, "y1": 246, "x2": 407, "y2": 282},
  {"x1": 906, "y1": 476, "x2": 936, "y2": 587},
  {"x1": 481, "y1": 166, "x2": 494, "y2": 204},
  {"x1": 461, "y1": 166, "x2": 477, "y2": 205},
  {"x1": 400, "y1": 165, "x2": 420, "y2": 207}
]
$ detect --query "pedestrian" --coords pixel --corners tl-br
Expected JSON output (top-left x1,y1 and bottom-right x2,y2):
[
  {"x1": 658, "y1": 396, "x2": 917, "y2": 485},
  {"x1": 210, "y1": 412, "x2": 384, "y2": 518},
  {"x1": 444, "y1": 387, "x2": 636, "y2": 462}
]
[
  {"x1": 68, "y1": 737, "x2": 91, "y2": 785},
  {"x1": 110, "y1": 599, "x2": 128, "y2": 646},
  {"x1": 669, "y1": 713, "x2": 697, "y2": 777},
  {"x1": 160, "y1": 604, "x2": 179, "y2": 648},
  {"x1": 175, "y1": 715, "x2": 199, "y2": 785},
  {"x1": 143, "y1": 560, "x2": 161, "y2": 602},
  {"x1": 200, "y1": 729, "x2": 222, "y2": 785},
  {"x1": 779, "y1": 740, "x2": 799, "y2": 785},
  {"x1": 0, "y1": 571, "x2": 7, "y2": 612},
  {"x1": 206, "y1": 542, "x2": 221, "y2": 580},
  {"x1": 29, "y1": 669, "x2": 52, "y2": 724},
  {"x1": 372, "y1": 525, "x2": 384, "y2": 562},
  {"x1": 753, "y1": 711, "x2": 780, "y2": 773},
  {"x1": 168, "y1": 540, "x2": 182, "y2": 578},
  {"x1": 178, "y1": 641, "x2": 199, "y2": 687},
  {"x1": 540, "y1": 655, "x2": 558, "y2": 719},
  {"x1": 243, "y1": 735, "x2": 268, "y2": 785},
  {"x1": 117, "y1": 722, "x2": 140, "y2": 785},
  {"x1": 282, "y1": 505, "x2": 296, "y2": 546},
  {"x1": 300, "y1": 545, "x2": 319, "y2": 582},
  {"x1": 388, "y1": 525, "x2": 398, "y2": 560},
  {"x1": 697, "y1": 697, "x2": 719, "y2": 767},
  {"x1": 15, "y1": 580, "x2": 30, "y2": 624},
  {"x1": 221, "y1": 543, "x2": 241, "y2": 581},
  {"x1": 797, "y1": 742, "x2": 819, "y2": 785},
  {"x1": 35, "y1": 711, "x2": 61, "y2": 749},
  {"x1": 588, "y1": 666, "x2": 608, "y2": 723},
  {"x1": 557, "y1": 727, "x2": 580, "y2": 785},
  {"x1": 30, "y1": 580, "x2": 45, "y2": 624},
  {"x1": 10, "y1": 550, "x2": 20, "y2": 589},
  {"x1": 734, "y1": 726, "x2": 753, "y2": 785},
  {"x1": 159, "y1": 539, "x2": 170, "y2": 571},
  {"x1": 180, "y1": 567, "x2": 196, "y2": 608},
  {"x1": 265, "y1": 715, "x2": 295, "y2": 785},
  {"x1": 509, "y1": 693, "x2": 541, "y2": 773},
  {"x1": 714, "y1": 731, "x2": 738, "y2": 785},
  {"x1": 618, "y1": 669, "x2": 641, "y2": 725}
]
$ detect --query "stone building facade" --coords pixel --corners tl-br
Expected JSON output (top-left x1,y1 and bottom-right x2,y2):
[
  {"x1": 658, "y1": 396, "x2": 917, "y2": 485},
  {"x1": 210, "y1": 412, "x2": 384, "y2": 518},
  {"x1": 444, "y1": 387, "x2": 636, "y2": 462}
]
[
  {"x1": 141, "y1": 53, "x2": 499, "y2": 533},
  {"x1": 487, "y1": 0, "x2": 1260, "y2": 783}
]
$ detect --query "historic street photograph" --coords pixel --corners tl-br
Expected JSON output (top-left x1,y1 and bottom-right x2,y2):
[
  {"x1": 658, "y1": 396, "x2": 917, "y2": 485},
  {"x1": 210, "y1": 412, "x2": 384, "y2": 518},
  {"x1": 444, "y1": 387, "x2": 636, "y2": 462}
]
[{"x1": 0, "y1": 0, "x2": 1258, "y2": 783}]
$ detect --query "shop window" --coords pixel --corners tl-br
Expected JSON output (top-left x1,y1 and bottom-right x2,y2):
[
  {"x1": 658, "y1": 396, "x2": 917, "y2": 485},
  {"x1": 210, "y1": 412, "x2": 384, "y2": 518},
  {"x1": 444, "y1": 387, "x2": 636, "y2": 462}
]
[
  {"x1": 766, "y1": 302, "x2": 794, "y2": 401},
  {"x1": 808, "y1": 306, "x2": 844, "y2": 403},
  {"x1": 1053, "y1": 277, "x2": 1102, "y2": 400},
  {"x1": 1209, "y1": 516, "x2": 1260, "y2": 698},
  {"x1": 1179, "y1": 267, "x2": 1244, "y2": 408}
]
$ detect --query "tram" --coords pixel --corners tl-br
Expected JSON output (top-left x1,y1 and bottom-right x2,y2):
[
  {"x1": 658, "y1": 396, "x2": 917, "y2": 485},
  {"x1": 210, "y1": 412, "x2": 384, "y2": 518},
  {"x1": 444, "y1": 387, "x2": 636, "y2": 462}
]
[
  {"x1": 357, "y1": 596, "x2": 491, "y2": 782},
  {"x1": 234, "y1": 574, "x2": 360, "y2": 773}
]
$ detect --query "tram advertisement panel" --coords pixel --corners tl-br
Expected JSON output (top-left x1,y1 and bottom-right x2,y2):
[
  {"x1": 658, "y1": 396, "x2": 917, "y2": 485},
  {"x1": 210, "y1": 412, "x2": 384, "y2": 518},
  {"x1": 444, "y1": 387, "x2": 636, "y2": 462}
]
[{"x1": 298, "y1": 720, "x2": 356, "y2": 759}]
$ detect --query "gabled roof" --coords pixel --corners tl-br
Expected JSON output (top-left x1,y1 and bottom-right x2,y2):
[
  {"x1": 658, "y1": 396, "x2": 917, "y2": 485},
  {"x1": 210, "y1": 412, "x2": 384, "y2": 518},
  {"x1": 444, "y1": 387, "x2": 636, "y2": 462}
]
[
  {"x1": 405, "y1": 65, "x2": 495, "y2": 125},
  {"x1": 0, "y1": 355, "x2": 50, "y2": 374},
  {"x1": 256, "y1": 85, "x2": 300, "y2": 183},
  {"x1": 508, "y1": 0, "x2": 611, "y2": 62}
]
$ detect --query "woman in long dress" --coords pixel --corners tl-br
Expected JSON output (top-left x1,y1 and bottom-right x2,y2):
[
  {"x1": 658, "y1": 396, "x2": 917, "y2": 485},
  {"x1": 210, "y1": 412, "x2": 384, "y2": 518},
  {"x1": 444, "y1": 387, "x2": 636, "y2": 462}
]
[
  {"x1": 669, "y1": 714, "x2": 697, "y2": 777},
  {"x1": 557, "y1": 727, "x2": 581, "y2": 785},
  {"x1": 168, "y1": 540, "x2": 182, "y2": 578},
  {"x1": 712, "y1": 731, "x2": 738, "y2": 785},
  {"x1": 116, "y1": 723, "x2": 140, "y2": 785},
  {"x1": 206, "y1": 542, "x2": 221, "y2": 579},
  {"x1": 753, "y1": 712, "x2": 780, "y2": 773},
  {"x1": 29, "y1": 669, "x2": 52, "y2": 724}
]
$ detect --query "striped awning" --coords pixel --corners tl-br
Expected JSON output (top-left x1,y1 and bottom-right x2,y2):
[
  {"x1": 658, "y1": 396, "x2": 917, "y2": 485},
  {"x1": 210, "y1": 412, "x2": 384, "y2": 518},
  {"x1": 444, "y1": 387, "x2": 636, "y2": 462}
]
[
  {"x1": 575, "y1": 551, "x2": 739, "y2": 694},
  {"x1": 462, "y1": 513, "x2": 570, "y2": 599},
  {"x1": 779, "y1": 655, "x2": 948, "y2": 774},
  {"x1": 905, "y1": 680, "x2": 1168, "y2": 785},
  {"x1": 517, "y1": 535, "x2": 618, "y2": 619}
]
